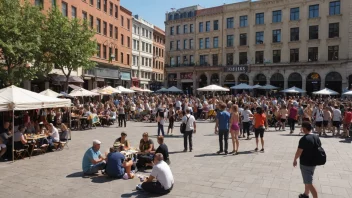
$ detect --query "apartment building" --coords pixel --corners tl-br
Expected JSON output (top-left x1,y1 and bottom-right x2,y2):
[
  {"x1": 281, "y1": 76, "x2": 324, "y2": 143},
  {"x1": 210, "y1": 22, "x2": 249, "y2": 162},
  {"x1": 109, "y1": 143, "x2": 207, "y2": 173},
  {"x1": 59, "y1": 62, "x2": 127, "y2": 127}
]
[
  {"x1": 165, "y1": 0, "x2": 352, "y2": 95},
  {"x1": 151, "y1": 26, "x2": 166, "y2": 91},
  {"x1": 131, "y1": 15, "x2": 154, "y2": 89},
  {"x1": 29, "y1": 0, "x2": 132, "y2": 91}
]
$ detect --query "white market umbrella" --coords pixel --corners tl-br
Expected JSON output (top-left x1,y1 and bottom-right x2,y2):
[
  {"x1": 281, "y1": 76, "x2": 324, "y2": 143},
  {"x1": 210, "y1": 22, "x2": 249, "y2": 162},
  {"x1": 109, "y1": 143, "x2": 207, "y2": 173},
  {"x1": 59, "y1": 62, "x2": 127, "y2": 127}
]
[
  {"x1": 197, "y1": 84, "x2": 229, "y2": 92},
  {"x1": 280, "y1": 86, "x2": 306, "y2": 93},
  {"x1": 69, "y1": 88, "x2": 100, "y2": 97},
  {"x1": 116, "y1": 86, "x2": 135, "y2": 93},
  {"x1": 258, "y1": 84, "x2": 279, "y2": 90},
  {"x1": 343, "y1": 90, "x2": 352, "y2": 95},
  {"x1": 101, "y1": 86, "x2": 121, "y2": 94},
  {"x1": 39, "y1": 89, "x2": 62, "y2": 98},
  {"x1": 230, "y1": 83, "x2": 254, "y2": 90},
  {"x1": 130, "y1": 86, "x2": 144, "y2": 92},
  {"x1": 141, "y1": 89, "x2": 153, "y2": 93},
  {"x1": 313, "y1": 88, "x2": 339, "y2": 95},
  {"x1": 167, "y1": 86, "x2": 183, "y2": 93}
]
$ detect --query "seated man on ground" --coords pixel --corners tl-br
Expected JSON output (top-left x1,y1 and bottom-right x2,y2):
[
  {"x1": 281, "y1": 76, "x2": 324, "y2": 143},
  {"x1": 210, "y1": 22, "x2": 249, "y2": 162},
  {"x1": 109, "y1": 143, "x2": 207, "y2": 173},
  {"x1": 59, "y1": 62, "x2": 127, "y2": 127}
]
[
  {"x1": 82, "y1": 140, "x2": 106, "y2": 175},
  {"x1": 105, "y1": 146, "x2": 134, "y2": 179},
  {"x1": 148, "y1": 136, "x2": 170, "y2": 165},
  {"x1": 114, "y1": 132, "x2": 130, "y2": 150},
  {"x1": 136, "y1": 132, "x2": 154, "y2": 169},
  {"x1": 137, "y1": 153, "x2": 174, "y2": 195}
]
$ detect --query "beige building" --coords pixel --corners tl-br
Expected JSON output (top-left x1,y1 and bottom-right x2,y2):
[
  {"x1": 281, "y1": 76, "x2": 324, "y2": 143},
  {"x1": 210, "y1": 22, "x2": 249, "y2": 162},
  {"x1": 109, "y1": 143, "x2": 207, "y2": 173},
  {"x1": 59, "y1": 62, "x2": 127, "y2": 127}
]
[{"x1": 165, "y1": 0, "x2": 352, "y2": 95}]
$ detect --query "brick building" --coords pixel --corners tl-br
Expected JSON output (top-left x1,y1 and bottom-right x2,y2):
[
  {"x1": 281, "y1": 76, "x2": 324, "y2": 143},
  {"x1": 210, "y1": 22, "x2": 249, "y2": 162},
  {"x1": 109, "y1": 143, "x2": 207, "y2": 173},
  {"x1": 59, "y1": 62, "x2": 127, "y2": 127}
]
[{"x1": 151, "y1": 26, "x2": 166, "y2": 91}]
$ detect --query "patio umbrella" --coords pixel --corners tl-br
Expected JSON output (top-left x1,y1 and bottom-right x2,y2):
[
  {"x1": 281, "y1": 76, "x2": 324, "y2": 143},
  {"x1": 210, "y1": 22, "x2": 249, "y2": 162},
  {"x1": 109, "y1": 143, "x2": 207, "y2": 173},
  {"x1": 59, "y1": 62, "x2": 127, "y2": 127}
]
[
  {"x1": 116, "y1": 86, "x2": 135, "y2": 93},
  {"x1": 39, "y1": 89, "x2": 62, "y2": 98},
  {"x1": 130, "y1": 86, "x2": 144, "y2": 92},
  {"x1": 197, "y1": 84, "x2": 229, "y2": 92},
  {"x1": 343, "y1": 90, "x2": 352, "y2": 95},
  {"x1": 156, "y1": 87, "x2": 168, "y2": 93},
  {"x1": 69, "y1": 88, "x2": 100, "y2": 97},
  {"x1": 230, "y1": 83, "x2": 254, "y2": 90},
  {"x1": 280, "y1": 86, "x2": 306, "y2": 93},
  {"x1": 313, "y1": 88, "x2": 339, "y2": 95},
  {"x1": 252, "y1": 84, "x2": 262, "y2": 89},
  {"x1": 141, "y1": 89, "x2": 153, "y2": 93},
  {"x1": 100, "y1": 86, "x2": 121, "y2": 94},
  {"x1": 258, "y1": 84, "x2": 279, "y2": 90},
  {"x1": 167, "y1": 86, "x2": 183, "y2": 93}
]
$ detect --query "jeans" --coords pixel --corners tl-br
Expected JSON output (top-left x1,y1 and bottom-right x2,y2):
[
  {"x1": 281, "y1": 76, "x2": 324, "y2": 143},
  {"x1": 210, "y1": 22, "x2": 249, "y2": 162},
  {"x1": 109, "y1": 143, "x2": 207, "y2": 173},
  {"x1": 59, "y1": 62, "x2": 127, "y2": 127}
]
[
  {"x1": 183, "y1": 130, "x2": 193, "y2": 150},
  {"x1": 288, "y1": 118, "x2": 295, "y2": 131},
  {"x1": 84, "y1": 161, "x2": 106, "y2": 175},
  {"x1": 118, "y1": 114, "x2": 126, "y2": 127},
  {"x1": 158, "y1": 123, "x2": 165, "y2": 136},
  {"x1": 243, "y1": 122, "x2": 250, "y2": 137},
  {"x1": 141, "y1": 181, "x2": 173, "y2": 195},
  {"x1": 197, "y1": 109, "x2": 202, "y2": 119},
  {"x1": 218, "y1": 129, "x2": 229, "y2": 152}
]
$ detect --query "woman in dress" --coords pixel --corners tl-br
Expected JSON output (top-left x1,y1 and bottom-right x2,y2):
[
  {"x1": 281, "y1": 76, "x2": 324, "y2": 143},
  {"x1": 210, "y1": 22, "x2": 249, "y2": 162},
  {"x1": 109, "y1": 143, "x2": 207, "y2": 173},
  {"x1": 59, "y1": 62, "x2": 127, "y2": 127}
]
[{"x1": 229, "y1": 105, "x2": 240, "y2": 155}]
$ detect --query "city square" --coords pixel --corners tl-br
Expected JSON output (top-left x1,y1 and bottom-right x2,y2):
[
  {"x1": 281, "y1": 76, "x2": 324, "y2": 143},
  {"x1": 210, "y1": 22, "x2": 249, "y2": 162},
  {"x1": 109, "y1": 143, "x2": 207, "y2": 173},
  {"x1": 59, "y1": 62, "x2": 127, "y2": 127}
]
[{"x1": 0, "y1": 121, "x2": 351, "y2": 198}]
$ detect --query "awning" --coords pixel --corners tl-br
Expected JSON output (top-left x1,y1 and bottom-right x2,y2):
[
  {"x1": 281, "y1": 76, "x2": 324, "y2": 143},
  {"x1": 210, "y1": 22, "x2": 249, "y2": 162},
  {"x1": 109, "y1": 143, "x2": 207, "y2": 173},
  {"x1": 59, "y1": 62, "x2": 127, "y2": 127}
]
[{"x1": 51, "y1": 75, "x2": 84, "y2": 83}]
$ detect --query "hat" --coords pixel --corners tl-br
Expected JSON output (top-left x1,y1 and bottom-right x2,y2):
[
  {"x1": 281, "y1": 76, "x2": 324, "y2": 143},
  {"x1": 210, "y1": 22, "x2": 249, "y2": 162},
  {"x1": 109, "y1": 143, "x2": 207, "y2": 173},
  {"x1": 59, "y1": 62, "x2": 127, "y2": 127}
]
[
  {"x1": 121, "y1": 132, "x2": 127, "y2": 136},
  {"x1": 93, "y1": 140, "x2": 101, "y2": 145}
]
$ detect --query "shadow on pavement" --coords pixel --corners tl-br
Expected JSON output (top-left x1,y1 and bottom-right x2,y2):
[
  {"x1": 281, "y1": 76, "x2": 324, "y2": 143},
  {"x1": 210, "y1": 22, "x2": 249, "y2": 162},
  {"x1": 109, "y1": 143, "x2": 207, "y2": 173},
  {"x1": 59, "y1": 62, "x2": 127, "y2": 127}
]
[
  {"x1": 204, "y1": 134, "x2": 217, "y2": 136},
  {"x1": 66, "y1": 171, "x2": 87, "y2": 178},
  {"x1": 339, "y1": 139, "x2": 351, "y2": 143},
  {"x1": 90, "y1": 175, "x2": 114, "y2": 183},
  {"x1": 194, "y1": 153, "x2": 220, "y2": 157},
  {"x1": 121, "y1": 191, "x2": 163, "y2": 198},
  {"x1": 149, "y1": 135, "x2": 184, "y2": 138},
  {"x1": 168, "y1": 151, "x2": 187, "y2": 154}
]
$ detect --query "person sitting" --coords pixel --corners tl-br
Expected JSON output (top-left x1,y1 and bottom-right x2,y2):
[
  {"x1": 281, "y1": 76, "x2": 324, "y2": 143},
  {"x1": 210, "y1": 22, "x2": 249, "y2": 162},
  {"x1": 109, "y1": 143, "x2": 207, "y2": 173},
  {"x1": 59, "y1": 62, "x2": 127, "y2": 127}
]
[
  {"x1": 136, "y1": 153, "x2": 174, "y2": 195},
  {"x1": 114, "y1": 132, "x2": 130, "y2": 150},
  {"x1": 150, "y1": 136, "x2": 170, "y2": 165},
  {"x1": 82, "y1": 140, "x2": 106, "y2": 175},
  {"x1": 136, "y1": 132, "x2": 154, "y2": 169},
  {"x1": 14, "y1": 125, "x2": 28, "y2": 150},
  {"x1": 60, "y1": 124, "x2": 69, "y2": 141},
  {"x1": 46, "y1": 123, "x2": 60, "y2": 151},
  {"x1": 105, "y1": 146, "x2": 134, "y2": 179}
]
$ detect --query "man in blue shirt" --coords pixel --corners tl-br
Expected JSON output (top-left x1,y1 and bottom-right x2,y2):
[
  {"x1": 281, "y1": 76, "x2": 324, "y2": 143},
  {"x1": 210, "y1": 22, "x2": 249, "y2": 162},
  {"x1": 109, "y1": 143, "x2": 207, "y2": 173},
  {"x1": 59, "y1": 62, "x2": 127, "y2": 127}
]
[
  {"x1": 215, "y1": 102, "x2": 230, "y2": 154},
  {"x1": 82, "y1": 140, "x2": 106, "y2": 175},
  {"x1": 105, "y1": 147, "x2": 134, "y2": 179}
]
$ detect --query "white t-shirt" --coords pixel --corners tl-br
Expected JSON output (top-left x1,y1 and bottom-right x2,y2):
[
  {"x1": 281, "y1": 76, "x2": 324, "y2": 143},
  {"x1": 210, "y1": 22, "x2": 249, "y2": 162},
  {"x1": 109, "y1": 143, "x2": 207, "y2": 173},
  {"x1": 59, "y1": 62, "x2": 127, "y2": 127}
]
[
  {"x1": 151, "y1": 161, "x2": 174, "y2": 190},
  {"x1": 315, "y1": 109, "x2": 324, "y2": 122},
  {"x1": 241, "y1": 110, "x2": 252, "y2": 122},
  {"x1": 182, "y1": 114, "x2": 196, "y2": 131},
  {"x1": 332, "y1": 109, "x2": 342, "y2": 121},
  {"x1": 50, "y1": 126, "x2": 60, "y2": 142},
  {"x1": 175, "y1": 101, "x2": 181, "y2": 108}
]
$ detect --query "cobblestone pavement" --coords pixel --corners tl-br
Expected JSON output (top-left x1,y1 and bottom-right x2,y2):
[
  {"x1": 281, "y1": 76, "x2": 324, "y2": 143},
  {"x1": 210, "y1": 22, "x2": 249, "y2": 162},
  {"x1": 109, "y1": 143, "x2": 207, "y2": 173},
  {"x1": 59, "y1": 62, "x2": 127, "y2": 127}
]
[{"x1": 0, "y1": 120, "x2": 352, "y2": 198}]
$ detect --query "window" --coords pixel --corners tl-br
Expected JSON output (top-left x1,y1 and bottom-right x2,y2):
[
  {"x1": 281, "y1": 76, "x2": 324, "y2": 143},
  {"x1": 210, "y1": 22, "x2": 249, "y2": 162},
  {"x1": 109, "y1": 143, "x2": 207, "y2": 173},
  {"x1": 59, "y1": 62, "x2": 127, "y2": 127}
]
[
  {"x1": 309, "y1": 5, "x2": 319, "y2": 18},
  {"x1": 183, "y1": 39, "x2": 187, "y2": 49},
  {"x1": 97, "y1": 0, "x2": 101, "y2": 9},
  {"x1": 190, "y1": 55, "x2": 194, "y2": 64},
  {"x1": 109, "y1": 2, "x2": 113, "y2": 15},
  {"x1": 35, "y1": 0, "x2": 43, "y2": 8},
  {"x1": 290, "y1": 49, "x2": 299, "y2": 62},
  {"x1": 97, "y1": 43, "x2": 101, "y2": 58},
  {"x1": 82, "y1": 11, "x2": 87, "y2": 21},
  {"x1": 51, "y1": 0, "x2": 56, "y2": 7},
  {"x1": 213, "y1": 20, "x2": 219, "y2": 30},
  {"x1": 115, "y1": 48, "x2": 118, "y2": 61},
  {"x1": 127, "y1": 54, "x2": 130, "y2": 65},
  {"x1": 239, "y1": 52, "x2": 248, "y2": 65},
  {"x1": 308, "y1": 47, "x2": 318, "y2": 62},
  {"x1": 199, "y1": 55, "x2": 208, "y2": 65},
  {"x1": 109, "y1": 24, "x2": 113, "y2": 37},
  {"x1": 176, "y1": 25, "x2": 180, "y2": 34},
  {"x1": 227, "y1": 17, "x2": 234, "y2": 29},
  {"x1": 199, "y1": 22, "x2": 203, "y2": 32},
  {"x1": 205, "y1": 38, "x2": 210, "y2": 49},
  {"x1": 290, "y1": 7, "x2": 299, "y2": 21},
  {"x1": 227, "y1": 35, "x2": 234, "y2": 47},
  {"x1": 240, "y1": 34, "x2": 247, "y2": 46},
  {"x1": 272, "y1": 29, "x2": 281, "y2": 43},
  {"x1": 121, "y1": 16, "x2": 124, "y2": 26},
  {"x1": 290, "y1": 27, "x2": 299, "y2": 41},
  {"x1": 127, "y1": 37, "x2": 130, "y2": 48},
  {"x1": 142, "y1": 42, "x2": 145, "y2": 51},
  {"x1": 103, "y1": 21, "x2": 107, "y2": 35},
  {"x1": 213, "y1": 37, "x2": 218, "y2": 48},
  {"x1": 255, "y1": 51, "x2": 264, "y2": 64},
  {"x1": 272, "y1": 10, "x2": 282, "y2": 23},
  {"x1": 212, "y1": 54, "x2": 218, "y2": 66},
  {"x1": 89, "y1": 15, "x2": 94, "y2": 29},
  {"x1": 256, "y1": 13, "x2": 264, "y2": 25},
  {"x1": 199, "y1": 38, "x2": 204, "y2": 49},
  {"x1": 226, "y1": 53, "x2": 233, "y2": 65},
  {"x1": 190, "y1": 24, "x2": 194, "y2": 33},
  {"x1": 127, "y1": 19, "x2": 130, "y2": 30},
  {"x1": 309, "y1": 25, "x2": 319, "y2": 40},
  {"x1": 70, "y1": 6, "x2": 77, "y2": 18},
  {"x1": 137, "y1": 41, "x2": 139, "y2": 50},
  {"x1": 96, "y1": 18, "x2": 101, "y2": 33},
  {"x1": 103, "y1": 45, "x2": 107, "y2": 59},
  {"x1": 189, "y1": 39, "x2": 194, "y2": 49},
  {"x1": 256, "y1": 32, "x2": 264, "y2": 44},
  {"x1": 90, "y1": 0, "x2": 94, "y2": 6},
  {"x1": 170, "y1": 27, "x2": 174, "y2": 35},
  {"x1": 121, "y1": 34, "x2": 124, "y2": 45},
  {"x1": 115, "y1": 5, "x2": 118, "y2": 18},
  {"x1": 273, "y1": 50, "x2": 281, "y2": 63},
  {"x1": 240, "y1": 16, "x2": 248, "y2": 27},
  {"x1": 177, "y1": 40, "x2": 180, "y2": 50},
  {"x1": 329, "y1": 23, "x2": 339, "y2": 38},
  {"x1": 206, "y1": 21, "x2": 210, "y2": 32},
  {"x1": 114, "y1": 27, "x2": 118, "y2": 39},
  {"x1": 61, "y1": 2, "x2": 68, "y2": 17},
  {"x1": 330, "y1": 1, "x2": 340, "y2": 15},
  {"x1": 121, "y1": 52, "x2": 124, "y2": 63},
  {"x1": 183, "y1": 25, "x2": 188, "y2": 34},
  {"x1": 170, "y1": 41, "x2": 173, "y2": 50},
  {"x1": 142, "y1": 57, "x2": 145, "y2": 65},
  {"x1": 133, "y1": 40, "x2": 136, "y2": 50},
  {"x1": 328, "y1": 46, "x2": 339, "y2": 60},
  {"x1": 103, "y1": 0, "x2": 107, "y2": 12}
]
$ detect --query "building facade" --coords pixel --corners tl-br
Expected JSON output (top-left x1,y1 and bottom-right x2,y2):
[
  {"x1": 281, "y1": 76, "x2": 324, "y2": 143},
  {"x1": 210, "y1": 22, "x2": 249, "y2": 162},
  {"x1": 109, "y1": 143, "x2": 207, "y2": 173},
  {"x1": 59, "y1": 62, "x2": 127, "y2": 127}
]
[
  {"x1": 165, "y1": 0, "x2": 352, "y2": 95},
  {"x1": 131, "y1": 15, "x2": 154, "y2": 89},
  {"x1": 151, "y1": 26, "x2": 166, "y2": 91}
]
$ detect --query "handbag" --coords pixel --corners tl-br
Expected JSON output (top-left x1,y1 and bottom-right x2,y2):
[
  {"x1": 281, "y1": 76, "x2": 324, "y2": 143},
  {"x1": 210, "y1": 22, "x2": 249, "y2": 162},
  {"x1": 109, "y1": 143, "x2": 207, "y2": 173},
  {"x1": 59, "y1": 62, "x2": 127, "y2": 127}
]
[
  {"x1": 312, "y1": 135, "x2": 326, "y2": 166},
  {"x1": 180, "y1": 116, "x2": 190, "y2": 134}
]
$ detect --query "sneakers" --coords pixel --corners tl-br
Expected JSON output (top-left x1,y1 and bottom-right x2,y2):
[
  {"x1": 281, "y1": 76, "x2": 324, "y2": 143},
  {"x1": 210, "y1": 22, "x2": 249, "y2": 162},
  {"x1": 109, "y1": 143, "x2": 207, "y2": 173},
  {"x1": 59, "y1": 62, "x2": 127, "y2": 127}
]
[
  {"x1": 254, "y1": 148, "x2": 258, "y2": 152},
  {"x1": 299, "y1": 193, "x2": 309, "y2": 198},
  {"x1": 136, "y1": 184, "x2": 143, "y2": 191}
]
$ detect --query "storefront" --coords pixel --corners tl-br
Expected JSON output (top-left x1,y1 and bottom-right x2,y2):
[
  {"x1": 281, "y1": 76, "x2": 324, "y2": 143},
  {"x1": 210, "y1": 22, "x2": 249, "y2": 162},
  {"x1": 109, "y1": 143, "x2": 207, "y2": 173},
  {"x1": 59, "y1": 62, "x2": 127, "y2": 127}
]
[
  {"x1": 119, "y1": 71, "x2": 131, "y2": 88},
  {"x1": 306, "y1": 72, "x2": 321, "y2": 94},
  {"x1": 167, "y1": 73, "x2": 177, "y2": 87},
  {"x1": 95, "y1": 66, "x2": 120, "y2": 87},
  {"x1": 150, "y1": 81, "x2": 163, "y2": 91},
  {"x1": 132, "y1": 77, "x2": 140, "y2": 87},
  {"x1": 180, "y1": 72, "x2": 193, "y2": 94}
]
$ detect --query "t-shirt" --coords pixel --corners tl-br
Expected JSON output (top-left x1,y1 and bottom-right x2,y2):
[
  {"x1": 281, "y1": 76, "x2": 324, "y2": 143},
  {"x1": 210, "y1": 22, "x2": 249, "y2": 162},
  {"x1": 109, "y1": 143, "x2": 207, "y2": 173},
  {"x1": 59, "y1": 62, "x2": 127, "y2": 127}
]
[
  {"x1": 315, "y1": 109, "x2": 324, "y2": 122},
  {"x1": 50, "y1": 126, "x2": 60, "y2": 142},
  {"x1": 254, "y1": 113, "x2": 266, "y2": 129},
  {"x1": 332, "y1": 109, "x2": 342, "y2": 121},
  {"x1": 105, "y1": 152, "x2": 125, "y2": 178},
  {"x1": 139, "y1": 139, "x2": 154, "y2": 152},
  {"x1": 155, "y1": 143, "x2": 169, "y2": 163},
  {"x1": 151, "y1": 161, "x2": 174, "y2": 190},
  {"x1": 14, "y1": 132, "x2": 23, "y2": 142},
  {"x1": 241, "y1": 110, "x2": 252, "y2": 122},
  {"x1": 82, "y1": 147, "x2": 101, "y2": 172},
  {"x1": 298, "y1": 134, "x2": 321, "y2": 166},
  {"x1": 289, "y1": 107, "x2": 298, "y2": 120},
  {"x1": 216, "y1": 110, "x2": 230, "y2": 131},
  {"x1": 182, "y1": 114, "x2": 196, "y2": 131},
  {"x1": 344, "y1": 111, "x2": 352, "y2": 123}
]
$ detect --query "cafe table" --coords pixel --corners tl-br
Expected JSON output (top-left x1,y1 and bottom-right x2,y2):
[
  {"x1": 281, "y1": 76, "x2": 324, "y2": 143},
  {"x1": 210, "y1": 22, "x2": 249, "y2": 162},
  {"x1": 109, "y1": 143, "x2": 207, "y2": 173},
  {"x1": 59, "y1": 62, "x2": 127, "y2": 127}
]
[{"x1": 25, "y1": 134, "x2": 48, "y2": 157}]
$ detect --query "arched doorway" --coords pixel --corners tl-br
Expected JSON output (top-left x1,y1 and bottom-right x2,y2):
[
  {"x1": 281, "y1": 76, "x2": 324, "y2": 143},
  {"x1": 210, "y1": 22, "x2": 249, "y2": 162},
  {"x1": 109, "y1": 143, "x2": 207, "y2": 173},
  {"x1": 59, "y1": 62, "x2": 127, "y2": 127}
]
[
  {"x1": 288, "y1": 73, "x2": 302, "y2": 88},
  {"x1": 306, "y1": 72, "x2": 321, "y2": 94},
  {"x1": 325, "y1": 72, "x2": 342, "y2": 94},
  {"x1": 210, "y1": 73, "x2": 219, "y2": 85},
  {"x1": 198, "y1": 74, "x2": 207, "y2": 88},
  {"x1": 270, "y1": 73, "x2": 284, "y2": 89},
  {"x1": 253, "y1": 74, "x2": 267, "y2": 85},
  {"x1": 224, "y1": 74, "x2": 236, "y2": 88},
  {"x1": 238, "y1": 74, "x2": 249, "y2": 84}
]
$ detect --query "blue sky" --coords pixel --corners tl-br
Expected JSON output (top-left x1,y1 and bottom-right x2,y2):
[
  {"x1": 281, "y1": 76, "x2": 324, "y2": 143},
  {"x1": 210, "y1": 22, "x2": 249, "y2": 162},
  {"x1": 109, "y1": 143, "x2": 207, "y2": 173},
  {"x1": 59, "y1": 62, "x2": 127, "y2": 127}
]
[{"x1": 121, "y1": 0, "x2": 244, "y2": 30}]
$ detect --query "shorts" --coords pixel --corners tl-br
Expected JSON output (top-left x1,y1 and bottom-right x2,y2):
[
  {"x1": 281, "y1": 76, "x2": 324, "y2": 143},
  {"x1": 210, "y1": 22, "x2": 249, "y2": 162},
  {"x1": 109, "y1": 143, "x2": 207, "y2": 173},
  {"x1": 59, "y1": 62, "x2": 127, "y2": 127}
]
[
  {"x1": 280, "y1": 119, "x2": 286, "y2": 123},
  {"x1": 343, "y1": 123, "x2": 351, "y2": 131},
  {"x1": 315, "y1": 121, "x2": 323, "y2": 127},
  {"x1": 254, "y1": 127, "x2": 265, "y2": 138},
  {"x1": 300, "y1": 164, "x2": 316, "y2": 184},
  {"x1": 333, "y1": 121, "x2": 341, "y2": 127},
  {"x1": 323, "y1": 121, "x2": 329, "y2": 127},
  {"x1": 303, "y1": 118, "x2": 310, "y2": 122}
]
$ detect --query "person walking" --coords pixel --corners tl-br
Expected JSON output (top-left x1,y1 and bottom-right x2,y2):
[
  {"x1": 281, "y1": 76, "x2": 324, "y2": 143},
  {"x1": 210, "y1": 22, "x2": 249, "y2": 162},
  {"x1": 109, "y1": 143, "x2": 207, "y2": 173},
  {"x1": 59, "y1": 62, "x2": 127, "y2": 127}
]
[
  {"x1": 182, "y1": 109, "x2": 196, "y2": 152},
  {"x1": 118, "y1": 103, "x2": 126, "y2": 127},
  {"x1": 241, "y1": 105, "x2": 253, "y2": 140},
  {"x1": 332, "y1": 104, "x2": 342, "y2": 136},
  {"x1": 288, "y1": 103, "x2": 298, "y2": 134},
  {"x1": 215, "y1": 102, "x2": 231, "y2": 155},
  {"x1": 253, "y1": 106, "x2": 267, "y2": 152},
  {"x1": 293, "y1": 122, "x2": 320, "y2": 198},
  {"x1": 157, "y1": 106, "x2": 166, "y2": 136},
  {"x1": 229, "y1": 104, "x2": 240, "y2": 155}
]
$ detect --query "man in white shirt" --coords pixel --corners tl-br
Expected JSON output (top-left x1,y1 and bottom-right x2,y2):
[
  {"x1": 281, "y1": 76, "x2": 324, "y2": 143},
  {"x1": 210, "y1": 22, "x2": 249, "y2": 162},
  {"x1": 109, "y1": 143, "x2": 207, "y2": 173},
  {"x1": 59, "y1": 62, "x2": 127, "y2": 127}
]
[
  {"x1": 314, "y1": 103, "x2": 324, "y2": 136},
  {"x1": 47, "y1": 123, "x2": 59, "y2": 151},
  {"x1": 175, "y1": 99, "x2": 181, "y2": 111},
  {"x1": 182, "y1": 109, "x2": 196, "y2": 152},
  {"x1": 332, "y1": 105, "x2": 342, "y2": 136},
  {"x1": 137, "y1": 153, "x2": 174, "y2": 195}
]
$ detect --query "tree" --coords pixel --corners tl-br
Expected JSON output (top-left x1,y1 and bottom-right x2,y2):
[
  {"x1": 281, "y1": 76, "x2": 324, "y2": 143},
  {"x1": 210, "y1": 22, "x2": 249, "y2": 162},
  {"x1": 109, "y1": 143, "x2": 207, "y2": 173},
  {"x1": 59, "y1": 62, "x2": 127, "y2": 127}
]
[
  {"x1": 0, "y1": 0, "x2": 45, "y2": 86},
  {"x1": 43, "y1": 8, "x2": 97, "y2": 92}
]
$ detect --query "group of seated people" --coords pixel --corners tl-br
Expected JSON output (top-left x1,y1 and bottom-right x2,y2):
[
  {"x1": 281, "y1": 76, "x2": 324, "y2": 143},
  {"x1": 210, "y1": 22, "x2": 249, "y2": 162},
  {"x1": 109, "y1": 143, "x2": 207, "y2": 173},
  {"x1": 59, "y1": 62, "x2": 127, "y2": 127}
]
[{"x1": 81, "y1": 132, "x2": 173, "y2": 195}]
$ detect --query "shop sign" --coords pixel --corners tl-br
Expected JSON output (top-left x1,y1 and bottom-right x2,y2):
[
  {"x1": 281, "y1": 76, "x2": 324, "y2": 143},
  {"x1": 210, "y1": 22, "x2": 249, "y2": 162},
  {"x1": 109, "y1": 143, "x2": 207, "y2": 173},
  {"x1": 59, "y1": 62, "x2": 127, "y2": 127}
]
[
  {"x1": 120, "y1": 72, "x2": 131, "y2": 81},
  {"x1": 180, "y1": 72, "x2": 193, "y2": 79},
  {"x1": 223, "y1": 65, "x2": 248, "y2": 73},
  {"x1": 95, "y1": 67, "x2": 120, "y2": 79}
]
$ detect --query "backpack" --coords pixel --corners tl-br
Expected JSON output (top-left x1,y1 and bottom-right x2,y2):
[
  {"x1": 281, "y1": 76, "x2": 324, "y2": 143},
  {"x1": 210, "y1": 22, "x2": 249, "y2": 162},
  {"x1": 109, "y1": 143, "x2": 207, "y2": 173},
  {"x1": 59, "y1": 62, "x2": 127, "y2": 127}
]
[
  {"x1": 180, "y1": 116, "x2": 190, "y2": 134},
  {"x1": 313, "y1": 136, "x2": 327, "y2": 166}
]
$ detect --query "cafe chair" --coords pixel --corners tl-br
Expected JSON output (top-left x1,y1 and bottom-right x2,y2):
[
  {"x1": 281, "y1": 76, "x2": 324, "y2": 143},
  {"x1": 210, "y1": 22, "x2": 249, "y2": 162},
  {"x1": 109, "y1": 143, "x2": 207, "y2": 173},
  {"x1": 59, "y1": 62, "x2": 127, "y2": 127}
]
[
  {"x1": 91, "y1": 114, "x2": 101, "y2": 128},
  {"x1": 59, "y1": 129, "x2": 71, "y2": 150},
  {"x1": 110, "y1": 111, "x2": 117, "y2": 124},
  {"x1": 14, "y1": 143, "x2": 30, "y2": 160}
]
